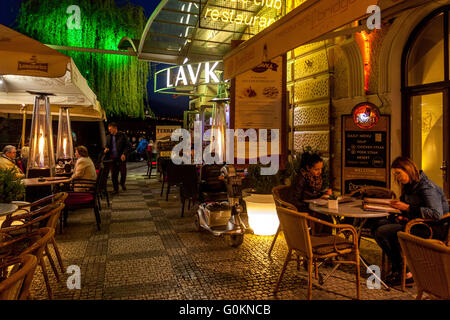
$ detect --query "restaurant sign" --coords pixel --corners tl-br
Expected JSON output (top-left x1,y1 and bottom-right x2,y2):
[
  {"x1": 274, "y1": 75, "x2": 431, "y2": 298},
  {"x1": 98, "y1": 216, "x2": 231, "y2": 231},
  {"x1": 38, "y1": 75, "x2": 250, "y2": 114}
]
[
  {"x1": 342, "y1": 106, "x2": 390, "y2": 194},
  {"x1": 154, "y1": 61, "x2": 226, "y2": 97}
]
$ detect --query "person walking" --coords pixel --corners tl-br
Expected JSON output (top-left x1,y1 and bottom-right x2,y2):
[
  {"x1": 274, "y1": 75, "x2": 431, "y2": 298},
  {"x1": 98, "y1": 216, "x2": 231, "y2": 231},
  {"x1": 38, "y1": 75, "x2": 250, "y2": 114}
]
[{"x1": 104, "y1": 123, "x2": 130, "y2": 195}]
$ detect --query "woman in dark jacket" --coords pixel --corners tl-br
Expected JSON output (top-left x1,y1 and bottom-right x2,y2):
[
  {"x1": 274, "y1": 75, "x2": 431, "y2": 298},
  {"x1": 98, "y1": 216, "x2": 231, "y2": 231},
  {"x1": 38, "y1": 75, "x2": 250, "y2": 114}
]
[{"x1": 373, "y1": 156, "x2": 448, "y2": 287}]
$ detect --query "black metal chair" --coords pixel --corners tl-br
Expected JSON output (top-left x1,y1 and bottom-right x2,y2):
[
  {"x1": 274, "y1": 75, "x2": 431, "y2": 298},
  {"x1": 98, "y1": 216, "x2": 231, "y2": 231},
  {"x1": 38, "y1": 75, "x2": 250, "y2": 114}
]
[
  {"x1": 164, "y1": 161, "x2": 185, "y2": 201},
  {"x1": 146, "y1": 150, "x2": 157, "y2": 178},
  {"x1": 179, "y1": 165, "x2": 200, "y2": 217},
  {"x1": 62, "y1": 178, "x2": 101, "y2": 231},
  {"x1": 96, "y1": 161, "x2": 111, "y2": 210},
  {"x1": 199, "y1": 164, "x2": 228, "y2": 203},
  {"x1": 159, "y1": 157, "x2": 171, "y2": 197}
]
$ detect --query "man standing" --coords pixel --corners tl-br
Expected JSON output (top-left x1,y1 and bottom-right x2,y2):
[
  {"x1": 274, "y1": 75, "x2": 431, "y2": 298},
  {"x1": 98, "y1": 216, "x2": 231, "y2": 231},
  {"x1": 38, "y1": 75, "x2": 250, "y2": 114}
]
[
  {"x1": 104, "y1": 123, "x2": 130, "y2": 194},
  {"x1": 0, "y1": 145, "x2": 24, "y2": 179}
]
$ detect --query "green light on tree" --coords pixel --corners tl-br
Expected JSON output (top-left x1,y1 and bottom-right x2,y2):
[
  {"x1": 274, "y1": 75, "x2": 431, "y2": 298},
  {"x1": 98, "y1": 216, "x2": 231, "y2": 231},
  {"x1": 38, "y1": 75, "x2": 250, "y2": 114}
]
[{"x1": 17, "y1": 0, "x2": 153, "y2": 119}]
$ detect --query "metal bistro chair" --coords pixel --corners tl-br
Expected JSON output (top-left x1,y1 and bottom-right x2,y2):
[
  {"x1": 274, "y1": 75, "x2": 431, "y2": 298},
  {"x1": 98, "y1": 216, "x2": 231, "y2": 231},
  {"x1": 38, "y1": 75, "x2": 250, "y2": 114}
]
[
  {"x1": 269, "y1": 185, "x2": 297, "y2": 257},
  {"x1": 398, "y1": 231, "x2": 450, "y2": 300},
  {"x1": 274, "y1": 206, "x2": 360, "y2": 300},
  {"x1": 96, "y1": 162, "x2": 111, "y2": 211},
  {"x1": 163, "y1": 161, "x2": 184, "y2": 201},
  {"x1": 0, "y1": 254, "x2": 38, "y2": 300},
  {"x1": 146, "y1": 150, "x2": 157, "y2": 178}
]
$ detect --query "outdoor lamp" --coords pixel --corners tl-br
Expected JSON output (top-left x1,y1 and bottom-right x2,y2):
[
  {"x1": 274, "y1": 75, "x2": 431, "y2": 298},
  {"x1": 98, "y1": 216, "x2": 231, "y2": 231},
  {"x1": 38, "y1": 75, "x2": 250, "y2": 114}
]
[
  {"x1": 26, "y1": 94, "x2": 55, "y2": 178},
  {"x1": 56, "y1": 107, "x2": 74, "y2": 167},
  {"x1": 244, "y1": 193, "x2": 279, "y2": 236},
  {"x1": 209, "y1": 97, "x2": 229, "y2": 162}
]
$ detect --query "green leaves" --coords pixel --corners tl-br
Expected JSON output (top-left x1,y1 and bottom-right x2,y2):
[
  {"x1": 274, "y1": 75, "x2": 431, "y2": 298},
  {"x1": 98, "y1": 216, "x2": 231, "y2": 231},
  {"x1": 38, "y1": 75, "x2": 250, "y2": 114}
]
[
  {"x1": 17, "y1": 0, "x2": 153, "y2": 119},
  {"x1": 0, "y1": 168, "x2": 25, "y2": 203},
  {"x1": 246, "y1": 164, "x2": 281, "y2": 195}
]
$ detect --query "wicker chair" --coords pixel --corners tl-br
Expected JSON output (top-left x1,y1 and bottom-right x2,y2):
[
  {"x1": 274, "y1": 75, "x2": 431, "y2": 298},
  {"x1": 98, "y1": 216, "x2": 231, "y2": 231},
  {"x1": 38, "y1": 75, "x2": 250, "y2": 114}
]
[
  {"x1": 0, "y1": 254, "x2": 37, "y2": 300},
  {"x1": 398, "y1": 231, "x2": 450, "y2": 299},
  {"x1": 0, "y1": 227, "x2": 55, "y2": 299},
  {"x1": 269, "y1": 185, "x2": 297, "y2": 257},
  {"x1": 401, "y1": 211, "x2": 450, "y2": 290},
  {"x1": 274, "y1": 206, "x2": 360, "y2": 300}
]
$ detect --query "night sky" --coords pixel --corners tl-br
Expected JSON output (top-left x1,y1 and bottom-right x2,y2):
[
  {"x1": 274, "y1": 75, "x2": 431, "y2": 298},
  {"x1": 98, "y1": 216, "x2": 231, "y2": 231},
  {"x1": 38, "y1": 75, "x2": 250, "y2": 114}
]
[{"x1": 0, "y1": 0, "x2": 190, "y2": 119}]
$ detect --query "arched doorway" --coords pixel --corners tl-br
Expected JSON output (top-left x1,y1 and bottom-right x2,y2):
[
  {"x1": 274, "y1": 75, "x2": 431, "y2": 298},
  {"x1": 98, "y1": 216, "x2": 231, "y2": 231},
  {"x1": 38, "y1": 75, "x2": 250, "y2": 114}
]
[{"x1": 402, "y1": 5, "x2": 450, "y2": 195}]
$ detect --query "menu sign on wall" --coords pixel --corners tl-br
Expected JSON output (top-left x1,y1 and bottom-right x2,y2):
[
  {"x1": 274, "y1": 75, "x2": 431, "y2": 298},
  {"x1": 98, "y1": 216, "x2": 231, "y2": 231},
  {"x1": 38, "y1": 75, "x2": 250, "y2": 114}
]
[
  {"x1": 233, "y1": 55, "x2": 285, "y2": 165},
  {"x1": 342, "y1": 107, "x2": 390, "y2": 194}
]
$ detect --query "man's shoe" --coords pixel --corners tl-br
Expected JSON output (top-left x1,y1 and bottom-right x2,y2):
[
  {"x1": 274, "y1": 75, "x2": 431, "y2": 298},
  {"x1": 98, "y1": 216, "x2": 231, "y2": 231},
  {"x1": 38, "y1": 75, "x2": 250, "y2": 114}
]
[
  {"x1": 121, "y1": 185, "x2": 127, "y2": 191},
  {"x1": 385, "y1": 274, "x2": 414, "y2": 287}
]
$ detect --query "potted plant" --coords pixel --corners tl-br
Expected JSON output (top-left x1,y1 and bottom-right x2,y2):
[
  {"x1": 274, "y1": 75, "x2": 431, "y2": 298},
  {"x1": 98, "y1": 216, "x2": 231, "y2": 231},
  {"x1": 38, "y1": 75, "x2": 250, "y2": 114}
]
[
  {"x1": 243, "y1": 164, "x2": 283, "y2": 236},
  {"x1": 0, "y1": 168, "x2": 25, "y2": 203},
  {"x1": 327, "y1": 192, "x2": 339, "y2": 209}
]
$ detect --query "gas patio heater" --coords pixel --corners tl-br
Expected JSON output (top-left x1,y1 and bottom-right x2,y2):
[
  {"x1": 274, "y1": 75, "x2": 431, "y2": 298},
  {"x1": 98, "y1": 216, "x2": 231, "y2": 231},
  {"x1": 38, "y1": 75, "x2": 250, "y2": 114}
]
[
  {"x1": 56, "y1": 107, "x2": 74, "y2": 173},
  {"x1": 26, "y1": 94, "x2": 55, "y2": 178},
  {"x1": 209, "y1": 97, "x2": 229, "y2": 163}
]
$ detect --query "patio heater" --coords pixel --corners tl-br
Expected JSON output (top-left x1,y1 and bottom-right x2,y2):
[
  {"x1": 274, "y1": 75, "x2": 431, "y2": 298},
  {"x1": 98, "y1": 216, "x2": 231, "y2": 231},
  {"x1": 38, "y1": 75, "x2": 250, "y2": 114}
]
[
  {"x1": 56, "y1": 107, "x2": 74, "y2": 173},
  {"x1": 26, "y1": 94, "x2": 55, "y2": 178},
  {"x1": 209, "y1": 97, "x2": 229, "y2": 163}
]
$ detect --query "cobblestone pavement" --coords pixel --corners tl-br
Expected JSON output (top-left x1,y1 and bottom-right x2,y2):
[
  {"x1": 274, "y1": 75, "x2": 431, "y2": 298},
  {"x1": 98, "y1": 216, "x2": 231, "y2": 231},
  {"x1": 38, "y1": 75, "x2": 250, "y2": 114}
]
[{"x1": 29, "y1": 165, "x2": 419, "y2": 300}]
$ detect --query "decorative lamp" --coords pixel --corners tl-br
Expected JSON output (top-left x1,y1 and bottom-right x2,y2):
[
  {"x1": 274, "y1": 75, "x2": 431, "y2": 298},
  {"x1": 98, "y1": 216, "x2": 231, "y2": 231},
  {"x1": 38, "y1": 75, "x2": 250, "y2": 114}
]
[
  {"x1": 56, "y1": 107, "x2": 74, "y2": 168},
  {"x1": 26, "y1": 94, "x2": 55, "y2": 178},
  {"x1": 209, "y1": 97, "x2": 229, "y2": 162},
  {"x1": 244, "y1": 193, "x2": 279, "y2": 236}
]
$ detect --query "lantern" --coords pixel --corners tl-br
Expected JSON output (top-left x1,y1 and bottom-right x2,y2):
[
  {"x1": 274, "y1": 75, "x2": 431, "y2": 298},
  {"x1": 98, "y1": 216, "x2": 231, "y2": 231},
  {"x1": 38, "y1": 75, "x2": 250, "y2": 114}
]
[
  {"x1": 26, "y1": 95, "x2": 55, "y2": 178},
  {"x1": 209, "y1": 97, "x2": 229, "y2": 162},
  {"x1": 56, "y1": 107, "x2": 74, "y2": 167}
]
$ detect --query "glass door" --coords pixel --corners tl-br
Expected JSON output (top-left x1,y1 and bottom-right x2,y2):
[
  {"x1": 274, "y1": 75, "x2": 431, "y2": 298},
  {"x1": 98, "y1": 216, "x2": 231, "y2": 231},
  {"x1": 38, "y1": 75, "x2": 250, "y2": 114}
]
[{"x1": 410, "y1": 91, "x2": 449, "y2": 193}]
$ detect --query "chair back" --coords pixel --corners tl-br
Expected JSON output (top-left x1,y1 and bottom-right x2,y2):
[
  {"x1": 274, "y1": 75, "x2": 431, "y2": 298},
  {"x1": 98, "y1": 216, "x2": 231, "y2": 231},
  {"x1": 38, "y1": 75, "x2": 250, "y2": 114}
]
[
  {"x1": 398, "y1": 231, "x2": 450, "y2": 299},
  {"x1": 0, "y1": 201, "x2": 62, "y2": 230},
  {"x1": 272, "y1": 185, "x2": 297, "y2": 210},
  {"x1": 96, "y1": 164, "x2": 110, "y2": 193},
  {"x1": 20, "y1": 227, "x2": 55, "y2": 260},
  {"x1": 0, "y1": 254, "x2": 37, "y2": 300},
  {"x1": 180, "y1": 165, "x2": 199, "y2": 199},
  {"x1": 166, "y1": 161, "x2": 184, "y2": 185},
  {"x1": 275, "y1": 206, "x2": 313, "y2": 259},
  {"x1": 200, "y1": 164, "x2": 226, "y2": 192},
  {"x1": 348, "y1": 186, "x2": 396, "y2": 199}
]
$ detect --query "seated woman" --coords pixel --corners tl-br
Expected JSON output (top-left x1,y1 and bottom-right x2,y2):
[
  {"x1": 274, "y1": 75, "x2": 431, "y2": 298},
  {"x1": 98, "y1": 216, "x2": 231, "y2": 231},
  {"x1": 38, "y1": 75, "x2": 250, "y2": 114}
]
[
  {"x1": 288, "y1": 152, "x2": 332, "y2": 234},
  {"x1": 373, "y1": 156, "x2": 448, "y2": 287},
  {"x1": 71, "y1": 146, "x2": 97, "y2": 191}
]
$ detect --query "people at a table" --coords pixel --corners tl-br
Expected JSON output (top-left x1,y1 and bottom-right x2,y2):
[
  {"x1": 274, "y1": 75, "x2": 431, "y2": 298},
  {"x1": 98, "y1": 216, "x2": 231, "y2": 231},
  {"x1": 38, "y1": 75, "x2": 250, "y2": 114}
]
[
  {"x1": 288, "y1": 152, "x2": 332, "y2": 234},
  {"x1": 104, "y1": 122, "x2": 130, "y2": 195},
  {"x1": 372, "y1": 156, "x2": 448, "y2": 287},
  {"x1": 0, "y1": 145, "x2": 24, "y2": 179},
  {"x1": 72, "y1": 146, "x2": 96, "y2": 181}
]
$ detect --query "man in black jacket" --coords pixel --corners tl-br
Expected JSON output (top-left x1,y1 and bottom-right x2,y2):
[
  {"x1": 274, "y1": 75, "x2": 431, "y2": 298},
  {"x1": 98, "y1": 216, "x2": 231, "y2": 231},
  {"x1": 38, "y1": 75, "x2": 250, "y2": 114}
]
[{"x1": 104, "y1": 122, "x2": 130, "y2": 194}]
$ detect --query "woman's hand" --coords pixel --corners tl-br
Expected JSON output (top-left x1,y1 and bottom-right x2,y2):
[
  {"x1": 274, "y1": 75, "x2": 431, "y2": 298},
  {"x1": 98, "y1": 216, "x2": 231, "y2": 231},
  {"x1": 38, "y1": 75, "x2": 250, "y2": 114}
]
[{"x1": 390, "y1": 200, "x2": 410, "y2": 211}]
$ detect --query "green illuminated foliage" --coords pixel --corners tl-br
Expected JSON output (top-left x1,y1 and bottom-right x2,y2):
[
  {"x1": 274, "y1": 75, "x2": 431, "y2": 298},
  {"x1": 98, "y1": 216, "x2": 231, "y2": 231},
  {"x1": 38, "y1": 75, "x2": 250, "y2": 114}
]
[{"x1": 17, "y1": 0, "x2": 153, "y2": 118}]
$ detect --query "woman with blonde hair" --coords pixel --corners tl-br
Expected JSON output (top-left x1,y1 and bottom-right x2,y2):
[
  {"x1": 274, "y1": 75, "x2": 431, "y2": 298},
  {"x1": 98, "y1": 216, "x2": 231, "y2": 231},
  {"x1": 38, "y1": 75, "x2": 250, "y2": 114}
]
[
  {"x1": 373, "y1": 156, "x2": 448, "y2": 287},
  {"x1": 72, "y1": 146, "x2": 96, "y2": 181}
]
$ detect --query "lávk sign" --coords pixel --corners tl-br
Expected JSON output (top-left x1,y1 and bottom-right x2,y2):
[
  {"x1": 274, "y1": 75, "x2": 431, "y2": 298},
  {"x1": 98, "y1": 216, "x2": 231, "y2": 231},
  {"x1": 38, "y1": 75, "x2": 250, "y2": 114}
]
[{"x1": 154, "y1": 61, "x2": 225, "y2": 96}]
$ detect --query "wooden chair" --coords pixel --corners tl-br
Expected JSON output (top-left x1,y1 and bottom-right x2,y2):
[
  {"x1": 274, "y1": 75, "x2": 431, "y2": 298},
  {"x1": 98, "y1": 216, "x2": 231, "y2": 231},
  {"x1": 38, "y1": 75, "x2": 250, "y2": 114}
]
[
  {"x1": 274, "y1": 206, "x2": 360, "y2": 300},
  {"x1": 269, "y1": 185, "x2": 297, "y2": 257},
  {"x1": 398, "y1": 231, "x2": 450, "y2": 299},
  {"x1": 401, "y1": 211, "x2": 450, "y2": 291},
  {"x1": 63, "y1": 178, "x2": 101, "y2": 231},
  {"x1": 0, "y1": 227, "x2": 55, "y2": 299},
  {"x1": 0, "y1": 254, "x2": 38, "y2": 300}
]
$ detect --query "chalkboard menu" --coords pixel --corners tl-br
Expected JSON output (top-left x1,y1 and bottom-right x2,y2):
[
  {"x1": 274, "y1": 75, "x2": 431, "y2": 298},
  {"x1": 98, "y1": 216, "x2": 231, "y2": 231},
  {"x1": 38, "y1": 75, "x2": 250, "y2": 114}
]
[{"x1": 341, "y1": 113, "x2": 390, "y2": 194}]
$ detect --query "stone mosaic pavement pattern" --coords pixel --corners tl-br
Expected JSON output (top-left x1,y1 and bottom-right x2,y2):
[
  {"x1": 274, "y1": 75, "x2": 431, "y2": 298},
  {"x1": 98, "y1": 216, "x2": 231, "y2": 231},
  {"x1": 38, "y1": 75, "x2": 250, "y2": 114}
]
[{"x1": 28, "y1": 165, "x2": 420, "y2": 300}]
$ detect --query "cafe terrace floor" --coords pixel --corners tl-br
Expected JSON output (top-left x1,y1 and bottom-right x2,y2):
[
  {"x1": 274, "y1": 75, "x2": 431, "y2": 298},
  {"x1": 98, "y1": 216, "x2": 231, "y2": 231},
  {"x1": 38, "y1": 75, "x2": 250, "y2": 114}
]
[{"x1": 29, "y1": 164, "x2": 420, "y2": 300}]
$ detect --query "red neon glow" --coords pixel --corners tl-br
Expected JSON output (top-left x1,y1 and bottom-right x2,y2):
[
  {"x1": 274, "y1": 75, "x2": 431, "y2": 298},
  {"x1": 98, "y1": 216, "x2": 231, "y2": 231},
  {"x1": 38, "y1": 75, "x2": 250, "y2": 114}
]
[{"x1": 360, "y1": 31, "x2": 371, "y2": 93}]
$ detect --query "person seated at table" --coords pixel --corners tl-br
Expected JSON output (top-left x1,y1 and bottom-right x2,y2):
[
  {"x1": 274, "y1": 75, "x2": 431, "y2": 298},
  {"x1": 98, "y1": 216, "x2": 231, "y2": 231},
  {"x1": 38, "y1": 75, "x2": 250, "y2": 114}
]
[
  {"x1": 288, "y1": 152, "x2": 332, "y2": 234},
  {"x1": 0, "y1": 145, "x2": 24, "y2": 179},
  {"x1": 372, "y1": 156, "x2": 448, "y2": 287},
  {"x1": 71, "y1": 146, "x2": 96, "y2": 191}
]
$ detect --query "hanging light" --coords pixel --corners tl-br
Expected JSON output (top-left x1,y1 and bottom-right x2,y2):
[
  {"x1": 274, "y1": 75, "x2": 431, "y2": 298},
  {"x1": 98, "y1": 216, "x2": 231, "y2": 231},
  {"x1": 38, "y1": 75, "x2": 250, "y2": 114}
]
[
  {"x1": 26, "y1": 94, "x2": 55, "y2": 178},
  {"x1": 56, "y1": 107, "x2": 74, "y2": 168}
]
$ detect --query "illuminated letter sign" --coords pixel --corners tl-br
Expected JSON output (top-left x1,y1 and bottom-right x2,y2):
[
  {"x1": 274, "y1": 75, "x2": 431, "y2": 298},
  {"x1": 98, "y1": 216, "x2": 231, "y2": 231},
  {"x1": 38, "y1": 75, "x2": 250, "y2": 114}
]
[{"x1": 154, "y1": 61, "x2": 225, "y2": 97}]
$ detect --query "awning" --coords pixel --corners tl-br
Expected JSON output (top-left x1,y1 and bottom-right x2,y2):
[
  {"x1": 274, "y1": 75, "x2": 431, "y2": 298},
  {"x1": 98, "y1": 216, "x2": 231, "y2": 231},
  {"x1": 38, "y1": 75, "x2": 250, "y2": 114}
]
[
  {"x1": 0, "y1": 25, "x2": 105, "y2": 121},
  {"x1": 118, "y1": 0, "x2": 278, "y2": 65},
  {"x1": 224, "y1": 0, "x2": 410, "y2": 79}
]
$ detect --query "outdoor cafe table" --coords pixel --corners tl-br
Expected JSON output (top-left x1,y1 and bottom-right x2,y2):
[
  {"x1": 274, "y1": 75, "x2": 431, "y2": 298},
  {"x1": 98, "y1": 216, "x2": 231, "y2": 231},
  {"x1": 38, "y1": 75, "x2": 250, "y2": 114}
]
[
  {"x1": 307, "y1": 199, "x2": 391, "y2": 289},
  {"x1": 22, "y1": 177, "x2": 71, "y2": 187},
  {"x1": 0, "y1": 203, "x2": 18, "y2": 217}
]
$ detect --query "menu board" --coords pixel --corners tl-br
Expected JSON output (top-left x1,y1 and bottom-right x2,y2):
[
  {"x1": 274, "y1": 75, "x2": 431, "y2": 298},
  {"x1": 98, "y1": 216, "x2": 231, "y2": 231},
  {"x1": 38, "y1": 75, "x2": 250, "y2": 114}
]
[
  {"x1": 342, "y1": 114, "x2": 390, "y2": 194},
  {"x1": 233, "y1": 56, "x2": 285, "y2": 166}
]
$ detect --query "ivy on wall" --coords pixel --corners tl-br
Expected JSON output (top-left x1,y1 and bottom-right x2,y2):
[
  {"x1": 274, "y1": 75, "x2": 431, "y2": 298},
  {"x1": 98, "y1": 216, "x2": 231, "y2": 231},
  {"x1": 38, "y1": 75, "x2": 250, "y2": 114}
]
[{"x1": 16, "y1": 0, "x2": 152, "y2": 118}]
